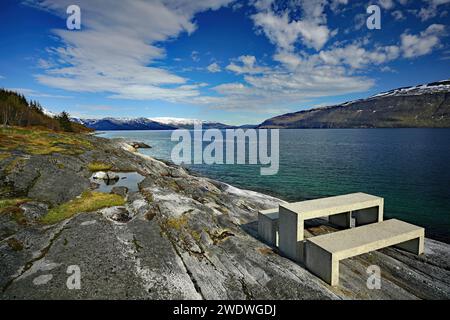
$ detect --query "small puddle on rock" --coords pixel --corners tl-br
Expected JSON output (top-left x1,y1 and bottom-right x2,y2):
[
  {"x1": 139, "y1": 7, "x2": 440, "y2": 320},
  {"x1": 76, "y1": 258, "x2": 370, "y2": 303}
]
[{"x1": 90, "y1": 172, "x2": 145, "y2": 193}]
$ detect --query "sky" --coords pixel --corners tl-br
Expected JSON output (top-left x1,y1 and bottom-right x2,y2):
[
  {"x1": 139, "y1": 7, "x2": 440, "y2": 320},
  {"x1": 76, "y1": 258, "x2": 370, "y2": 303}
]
[{"x1": 0, "y1": 0, "x2": 449, "y2": 125}]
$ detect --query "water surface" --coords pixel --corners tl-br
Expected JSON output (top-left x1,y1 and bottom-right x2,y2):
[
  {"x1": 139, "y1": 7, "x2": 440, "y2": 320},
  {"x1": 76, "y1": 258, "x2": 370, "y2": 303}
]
[{"x1": 99, "y1": 129, "x2": 450, "y2": 243}]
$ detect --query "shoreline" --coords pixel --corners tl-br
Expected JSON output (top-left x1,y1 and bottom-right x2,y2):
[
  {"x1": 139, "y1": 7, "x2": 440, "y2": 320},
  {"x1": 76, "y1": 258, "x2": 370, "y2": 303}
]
[
  {"x1": 1, "y1": 130, "x2": 449, "y2": 299},
  {"x1": 113, "y1": 133, "x2": 450, "y2": 245}
]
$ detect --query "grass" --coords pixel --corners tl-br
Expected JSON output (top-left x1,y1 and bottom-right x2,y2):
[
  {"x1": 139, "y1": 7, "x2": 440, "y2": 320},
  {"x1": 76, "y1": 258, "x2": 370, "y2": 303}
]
[
  {"x1": 0, "y1": 126, "x2": 93, "y2": 156},
  {"x1": 88, "y1": 161, "x2": 113, "y2": 172},
  {"x1": 0, "y1": 152, "x2": 11, "y2": 160},
  {"x1": 165, "y1": 215, "x2": 189, "y2": 231},
  {"x1": 0, "y1": 198, "x2": 29, "y2": 210},
  {"x1": 40, "y1": 191, "x2": 125, "y2": 225},
  {"x1": 0, "y1": 198, "x2": 29, "y2": 225}
]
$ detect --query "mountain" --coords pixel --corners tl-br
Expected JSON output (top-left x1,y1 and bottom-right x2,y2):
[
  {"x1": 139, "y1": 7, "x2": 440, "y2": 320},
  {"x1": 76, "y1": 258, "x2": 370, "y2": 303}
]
[
  {"x1": 72, "y1": 117, "x2": 233, "y2": 130},
  {"x1": 258, "y1": 80, "x2": 450, "y2": 129},
  {"x1": 148, "y1": 117, "x2": 233, "y2": 129},
  {"x1": 72, "y1": 117, "x2": 177, "y2": 131}
]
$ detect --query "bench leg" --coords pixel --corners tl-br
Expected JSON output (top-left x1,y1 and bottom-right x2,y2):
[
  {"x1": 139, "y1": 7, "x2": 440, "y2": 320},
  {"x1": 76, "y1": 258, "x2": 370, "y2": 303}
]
[
  {"x1": 258, "y1": 213, "x2": 278, "y2": 247},
  {"x1": 329, "y1": 212, "x2": 352, "y2": 228},
  {"x1": 395, "y1": 235, "x2": 424, "y2": 255},
  {"x1": 354, "y1": 206, "x2": 382, "y2": 226},
  {"x1": 305, "y1": 242, "x2": 339, "y2": 286},
  {"x1": 279, "y1": 207, "x2": 304, "y2": 262}
]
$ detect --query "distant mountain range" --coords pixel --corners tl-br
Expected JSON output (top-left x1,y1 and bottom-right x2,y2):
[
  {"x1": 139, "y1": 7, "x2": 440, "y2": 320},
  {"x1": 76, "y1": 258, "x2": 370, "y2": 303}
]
[
  {"x1": 258, "y1": 80, "x2": 450, "y2": 129},
  {"x1": 71, "y1": 117, "x2": 238, "y2": 130},
  {"x1": 70, "y1": 80, "x2": 450, "y2": 130}
]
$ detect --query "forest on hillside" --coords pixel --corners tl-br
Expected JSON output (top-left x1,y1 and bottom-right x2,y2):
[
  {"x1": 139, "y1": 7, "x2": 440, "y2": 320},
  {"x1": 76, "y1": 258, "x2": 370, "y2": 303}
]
[{"x1": 0, "y1": 89, "x2": 90, "y2": 132}]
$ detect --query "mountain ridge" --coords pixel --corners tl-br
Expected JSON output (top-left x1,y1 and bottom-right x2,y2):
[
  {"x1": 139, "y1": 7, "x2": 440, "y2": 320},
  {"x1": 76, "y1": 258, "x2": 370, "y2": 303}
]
[{"x1": 258, "y1": 80, "x2": 450, "y2": 129}]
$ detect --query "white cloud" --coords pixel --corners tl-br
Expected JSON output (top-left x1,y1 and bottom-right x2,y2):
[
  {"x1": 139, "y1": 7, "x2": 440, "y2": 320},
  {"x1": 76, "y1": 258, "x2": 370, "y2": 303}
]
[
  {"x1": 378, "y1": 0, "x2": 395, "y2": 10},
  {"x1": 417, "y1": 0, "x2": 450, "y2": 21},
  {"x1": 318, "y1": 44, "x2": 400, "y2": 69},
  {"x1": 6, "y1": 87, "x2": 72, "y2": 99},
  {"x1": 226, "y1": 55, "x2": 269, "y2": 74},
  {"x1": 401, "y1": 24, "x2": 446, "y2": 58},
  {"x1": 251, "y1": 0, "x2": 332, "y2": 51},
  {"x1": 29, "y1": 0, "x2": 233, "y2": 102},
  {"x1": 391, "y1": 10, "x2": 405, "y2": 20},
  {"x1": 207, "y1": 62, "x2": 221, "y2": 73}
]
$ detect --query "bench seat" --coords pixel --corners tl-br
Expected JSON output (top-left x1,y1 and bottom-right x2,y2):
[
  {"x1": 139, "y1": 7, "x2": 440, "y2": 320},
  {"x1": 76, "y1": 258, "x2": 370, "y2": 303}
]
[{"x1": 305, "y1": 219, "x2": 424, "y2": 286}]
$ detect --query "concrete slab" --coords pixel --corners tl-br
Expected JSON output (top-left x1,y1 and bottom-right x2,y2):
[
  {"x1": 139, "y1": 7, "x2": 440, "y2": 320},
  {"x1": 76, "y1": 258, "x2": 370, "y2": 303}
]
[
  {"x1": 278, "y1": 193, "x2": 384, "y2": 262},
  {"x1": 281, "y1": 193, "x2": 383, "y2": 222},
  {"x1": 305, "y1": 219, "x2": 424, "y2": 286},
  {"x1": 258, "y1": 208, "x2": 279, "y2": 247}
]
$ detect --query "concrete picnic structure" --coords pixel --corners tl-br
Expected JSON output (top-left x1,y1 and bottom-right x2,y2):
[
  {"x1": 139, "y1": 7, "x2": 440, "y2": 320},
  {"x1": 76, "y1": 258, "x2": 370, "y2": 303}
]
[
  {"x1": 257, "y1": 192, "x2": 425, "y2": 286},
  {"x1": 305, "y1": 219, "x2": 424, "y2": 286}
]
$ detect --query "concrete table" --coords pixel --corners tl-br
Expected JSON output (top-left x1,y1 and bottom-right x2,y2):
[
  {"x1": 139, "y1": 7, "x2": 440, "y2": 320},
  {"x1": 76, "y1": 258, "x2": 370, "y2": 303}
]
[{"x1": 279, "y1": 193, "x2": 384, "y2": 262}]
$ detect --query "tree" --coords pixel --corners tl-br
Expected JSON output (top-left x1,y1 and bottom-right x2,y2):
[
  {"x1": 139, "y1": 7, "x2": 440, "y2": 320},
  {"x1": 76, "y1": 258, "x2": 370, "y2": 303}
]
[{"x1": 57, "y1": 111, "x2": 73, "y2": 132}]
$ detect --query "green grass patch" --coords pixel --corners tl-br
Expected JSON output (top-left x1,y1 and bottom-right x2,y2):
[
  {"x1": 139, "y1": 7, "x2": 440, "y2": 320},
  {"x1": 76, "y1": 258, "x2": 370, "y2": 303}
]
[
  {"x1": 0, "y1": 198, "x2": 29, "y2": 210},
  {"x1": 88, "y1": 161, "x2": 113, "y2": 172},
  {"x1": 40, "y1": 191, "x2": 125, "y2": 225},
  {"x1": 0, "y1": 126, "x2": 93, "y2": 156}
]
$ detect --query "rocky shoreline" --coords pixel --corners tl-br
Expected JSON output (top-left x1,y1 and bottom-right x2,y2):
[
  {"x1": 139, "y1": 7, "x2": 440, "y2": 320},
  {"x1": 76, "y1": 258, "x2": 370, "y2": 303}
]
[{"x1": 1, "y1": 133, "x2": 449, "y2": 299}]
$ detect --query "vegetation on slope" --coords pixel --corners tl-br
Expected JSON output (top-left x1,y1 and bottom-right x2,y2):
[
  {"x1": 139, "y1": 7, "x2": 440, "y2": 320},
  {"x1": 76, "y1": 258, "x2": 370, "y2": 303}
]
[
  {"x1": 40, "y1": 191, "x2": 125, "y2": 225},
  {"x1": 0, "y1": 127, "x2": 93, "y2": 156},
  {"x1": 0, "y1": 88, "x2": 90, "y2": 133}
]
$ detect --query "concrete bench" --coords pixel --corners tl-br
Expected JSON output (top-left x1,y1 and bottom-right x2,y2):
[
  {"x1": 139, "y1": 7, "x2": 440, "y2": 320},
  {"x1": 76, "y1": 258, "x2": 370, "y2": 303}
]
[
  {"x1": 258, "y1": 208, "x2": 279, "y2": 247},
  {"x1": 305, "y1": 219, "x2": 424, "y2": 286},
  {"x1": 279, "y1": 193, "x2": 384, "y2": 262}
]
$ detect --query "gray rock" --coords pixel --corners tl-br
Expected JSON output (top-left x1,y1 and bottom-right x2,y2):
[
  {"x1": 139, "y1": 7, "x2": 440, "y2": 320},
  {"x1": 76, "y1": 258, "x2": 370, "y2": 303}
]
[
  {"x1": 100, "y1": 206, "x2": 130, "y2": 223},
  {"x1": 1, "y1": 133, "x2": 449, "y2": 300},
  {"x1": 19, "y1": 202, "x2": 49, "y2": 221},
  {"x1": 93, "y1": 171, "x2": 107, "y2": 180},
  {"x1": 111, "y1": 186, "x2": 128, "y2": 198}
]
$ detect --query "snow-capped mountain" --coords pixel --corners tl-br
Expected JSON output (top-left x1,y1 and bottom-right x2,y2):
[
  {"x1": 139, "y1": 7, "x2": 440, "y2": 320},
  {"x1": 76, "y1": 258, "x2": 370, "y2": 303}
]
[
  {"x1": 42, "y1": 108, "x2": 56, "y2": 118},
  {"x1": 259, "y1": 79, "x2": 450, "y2": 129},
  {"x1": 72, "y1": 117, "x2": 176, "y2": 131},
  {"x1": 370, "y1": 80, "x2": 450, "y2": 99},
  {"x1": 71, "y1": 117, "x2": 234, "y2": 131},
  {"x1": 148, "y1": 117, "x2": 232, "y2": 129}
]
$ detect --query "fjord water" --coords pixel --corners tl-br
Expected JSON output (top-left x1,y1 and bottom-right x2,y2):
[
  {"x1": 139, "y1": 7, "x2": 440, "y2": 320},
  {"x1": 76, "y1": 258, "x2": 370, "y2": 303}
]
[{"x1": 99, "y1": 129, "x2": 450, "y2": 243}]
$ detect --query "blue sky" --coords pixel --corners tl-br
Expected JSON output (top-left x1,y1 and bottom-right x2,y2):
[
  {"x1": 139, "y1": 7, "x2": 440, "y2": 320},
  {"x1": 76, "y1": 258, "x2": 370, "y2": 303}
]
[{"x1": 0, "y1": 0, "x2": 449, "y2": 125}]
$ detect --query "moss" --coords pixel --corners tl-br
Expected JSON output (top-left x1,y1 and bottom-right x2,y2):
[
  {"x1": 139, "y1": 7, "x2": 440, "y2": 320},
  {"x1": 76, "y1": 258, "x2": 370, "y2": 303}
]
[
  {"x1": 144, "y1": 210, "x2": 156, "y2": 221},
  {"x1": 209, "y1": 229, "x2": 235, "y2": 245},
  {"x1": 0, "y1": 198, "x2": 28, "y2": 210},
  {"x1": 191, "y1": 230, "x2": 201, "y2": 242},
  {"x1": 3, "y1": 157, "x2": 26, "y2": 174},
  {"x1": 7, "y1": 238, "x2": 24, "y2": 251},
  {"x1": 0, "y1": 152, "x2": 11, "y2": 160},
  {"x1": 0, "y1": 127, "x2": 93, "y2": 156},
  {"x1": 88, "y1": 161, "x2": 113, "y2": 172},
  {"x1": 132, "y1": 236, "x2": 143, "y2": 253},
  {"x1": 40, "y1": 191, "x2": 125, "y2": 225},
  {"x1": 257, "y1": 247, "x2": 274, "y2": 255},
  {"x1": 0, "y1": 198, "x2": 29, "y2": 225},
  {"x1": 165, "y1": 215, "x2": 188, "y2": 231}
]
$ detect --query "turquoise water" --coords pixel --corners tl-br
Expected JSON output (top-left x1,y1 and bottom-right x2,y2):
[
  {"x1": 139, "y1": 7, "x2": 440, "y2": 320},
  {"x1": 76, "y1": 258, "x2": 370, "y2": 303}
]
[{"x1": 99, "y1": 129, "x2": 450, "y2": 243}]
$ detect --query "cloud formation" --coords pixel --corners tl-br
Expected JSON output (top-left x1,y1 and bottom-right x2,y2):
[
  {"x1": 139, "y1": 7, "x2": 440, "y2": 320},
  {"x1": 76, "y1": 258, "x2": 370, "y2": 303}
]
[{"x1": 31, "y1": 0, "x2": 233, "y2": 102}]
